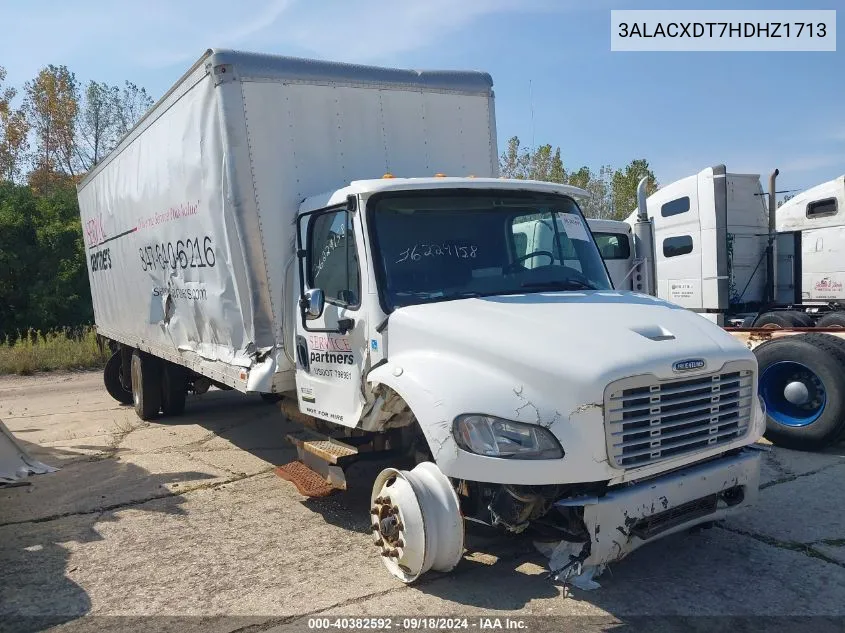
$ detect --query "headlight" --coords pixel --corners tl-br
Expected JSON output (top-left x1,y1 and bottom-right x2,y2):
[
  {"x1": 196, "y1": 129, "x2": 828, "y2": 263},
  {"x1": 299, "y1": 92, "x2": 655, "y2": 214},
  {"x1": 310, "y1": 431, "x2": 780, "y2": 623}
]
[{"x1": 453, "y1": 414, "x2": 564, "y2": 459}]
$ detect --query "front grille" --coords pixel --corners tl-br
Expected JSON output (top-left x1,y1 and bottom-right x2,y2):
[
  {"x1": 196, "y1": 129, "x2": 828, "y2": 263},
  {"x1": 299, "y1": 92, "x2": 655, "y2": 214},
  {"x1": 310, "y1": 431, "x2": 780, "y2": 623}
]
[{"x1": 605, "y1": 362, "x2": 754, "y2": 469}]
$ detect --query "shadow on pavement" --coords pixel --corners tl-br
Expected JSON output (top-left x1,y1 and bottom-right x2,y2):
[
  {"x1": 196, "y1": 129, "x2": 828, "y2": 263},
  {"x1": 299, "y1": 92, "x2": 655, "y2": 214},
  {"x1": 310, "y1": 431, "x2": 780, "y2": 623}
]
[{"x1": 0, "y1": 441, "x2": 196, "y2": 633}]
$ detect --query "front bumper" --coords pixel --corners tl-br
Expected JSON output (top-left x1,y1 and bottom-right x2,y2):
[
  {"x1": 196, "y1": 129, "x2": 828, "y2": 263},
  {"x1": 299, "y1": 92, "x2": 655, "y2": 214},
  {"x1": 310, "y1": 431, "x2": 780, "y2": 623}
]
[{"x1": 556, "y1": 448, "x2": 761, "y2": 567}]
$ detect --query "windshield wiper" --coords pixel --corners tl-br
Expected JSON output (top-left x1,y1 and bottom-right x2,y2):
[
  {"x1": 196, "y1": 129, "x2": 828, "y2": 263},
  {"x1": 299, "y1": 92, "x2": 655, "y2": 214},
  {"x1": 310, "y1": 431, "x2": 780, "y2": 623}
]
[{"x1": 520, "y1": 279, "x2": 599, "y2": 291}]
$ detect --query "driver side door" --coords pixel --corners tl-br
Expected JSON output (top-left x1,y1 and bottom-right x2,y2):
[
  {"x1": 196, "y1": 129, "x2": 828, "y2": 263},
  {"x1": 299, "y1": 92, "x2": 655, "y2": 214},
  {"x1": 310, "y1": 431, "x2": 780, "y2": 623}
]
[{"x1": 294, "y1": 206, "x2": 368, "y2": 428}]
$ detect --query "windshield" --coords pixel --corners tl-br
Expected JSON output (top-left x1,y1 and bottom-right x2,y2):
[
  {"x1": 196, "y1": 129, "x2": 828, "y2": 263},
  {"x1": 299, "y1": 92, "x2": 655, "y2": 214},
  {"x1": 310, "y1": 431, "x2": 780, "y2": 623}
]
[{"x1": 368, "y1": 191, "x2": 612, "y2": 311}]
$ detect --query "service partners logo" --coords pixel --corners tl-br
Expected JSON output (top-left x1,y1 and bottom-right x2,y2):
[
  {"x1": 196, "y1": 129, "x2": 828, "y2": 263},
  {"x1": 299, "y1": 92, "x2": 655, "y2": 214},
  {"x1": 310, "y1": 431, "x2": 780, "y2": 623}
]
[
  {"x1": 308, "y1": 334, "x2": 354, "y2": 366},
  {"x1": 814, "y1": 277, "x2": 844, "y2": 295},
  {"x1": 673, "y1": 358, "x2": 706, "y2": 373}
]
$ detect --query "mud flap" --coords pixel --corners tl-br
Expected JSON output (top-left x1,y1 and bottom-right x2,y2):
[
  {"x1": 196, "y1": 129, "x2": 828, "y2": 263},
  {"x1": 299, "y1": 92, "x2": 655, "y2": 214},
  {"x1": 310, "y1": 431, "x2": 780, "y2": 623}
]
[{"x1": 0, "y1": 419, "x2": 58, "y2": 484}]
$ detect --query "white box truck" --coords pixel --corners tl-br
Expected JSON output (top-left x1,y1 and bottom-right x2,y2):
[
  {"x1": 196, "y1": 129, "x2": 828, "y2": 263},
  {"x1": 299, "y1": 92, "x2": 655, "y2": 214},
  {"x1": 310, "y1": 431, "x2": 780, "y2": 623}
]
[
  {"x1": 78, "y1": 49, "x2": 765, "y2": 584},
  {"x1": 584, "y1": 172, "x2": 845, "y2": 451}
]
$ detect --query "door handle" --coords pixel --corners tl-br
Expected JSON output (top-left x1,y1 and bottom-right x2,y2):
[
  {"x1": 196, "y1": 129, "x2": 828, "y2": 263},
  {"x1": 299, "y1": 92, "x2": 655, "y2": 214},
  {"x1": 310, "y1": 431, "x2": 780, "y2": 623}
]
[{"x1": 295, "y1": 335, "x2": 309, "y2": 372}]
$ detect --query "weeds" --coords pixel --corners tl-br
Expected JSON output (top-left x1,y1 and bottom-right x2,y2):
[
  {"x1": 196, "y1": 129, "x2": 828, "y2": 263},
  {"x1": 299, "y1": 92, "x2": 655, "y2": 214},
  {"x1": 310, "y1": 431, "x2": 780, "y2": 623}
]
[{"x1": 0, "y1": 327, "x2": 108, "y2": 375}]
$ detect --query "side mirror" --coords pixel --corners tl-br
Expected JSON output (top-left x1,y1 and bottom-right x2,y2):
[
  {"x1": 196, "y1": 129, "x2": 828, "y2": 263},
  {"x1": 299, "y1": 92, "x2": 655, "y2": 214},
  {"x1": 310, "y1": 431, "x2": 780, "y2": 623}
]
[{"x1": 300, "y1": 288, "x2": 325, "y2": 320}]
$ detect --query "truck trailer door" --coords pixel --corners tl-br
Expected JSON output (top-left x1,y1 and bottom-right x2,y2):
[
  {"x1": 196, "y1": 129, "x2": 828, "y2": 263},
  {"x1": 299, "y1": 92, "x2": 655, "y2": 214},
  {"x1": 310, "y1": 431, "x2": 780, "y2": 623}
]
[{"x1": 294, "y1": 205, "x2": 368, "y2": 427}]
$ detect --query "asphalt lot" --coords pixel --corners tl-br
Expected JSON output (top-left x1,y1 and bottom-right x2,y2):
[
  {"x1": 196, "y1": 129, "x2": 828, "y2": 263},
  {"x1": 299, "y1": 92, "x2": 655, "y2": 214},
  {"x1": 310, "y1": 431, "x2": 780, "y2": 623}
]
[{"x1": 2, "y1": 370, "x2": 845, "y2": 632}]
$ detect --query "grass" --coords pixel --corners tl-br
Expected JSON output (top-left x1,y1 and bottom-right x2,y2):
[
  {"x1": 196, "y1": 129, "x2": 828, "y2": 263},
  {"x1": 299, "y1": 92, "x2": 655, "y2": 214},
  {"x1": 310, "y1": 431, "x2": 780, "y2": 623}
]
[{"x1": 0, "y1": 328, "x2": 109, "y2": 375}]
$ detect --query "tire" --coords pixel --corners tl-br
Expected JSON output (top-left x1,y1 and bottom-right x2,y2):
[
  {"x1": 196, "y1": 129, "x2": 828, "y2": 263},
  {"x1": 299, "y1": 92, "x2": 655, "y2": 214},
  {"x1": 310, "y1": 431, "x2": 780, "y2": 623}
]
[
  {"x1": 104, "y1": 351, "x2": 133, "y2": 405},
  {"x1": 817, "y1": 312, "x2": 845, "y2": 329},
  {"x1": 130, "y1": 350, "x2": 162, "y2": 420},
  {"x1": 161, "y1": 362, "x2": 187, "y2": 416},
  {"x1": 755, "y1": 333, "x2": 845, "y2": 450},
  {"x1": 753, "y1": 311, "x2": 813, "y2": 329}
]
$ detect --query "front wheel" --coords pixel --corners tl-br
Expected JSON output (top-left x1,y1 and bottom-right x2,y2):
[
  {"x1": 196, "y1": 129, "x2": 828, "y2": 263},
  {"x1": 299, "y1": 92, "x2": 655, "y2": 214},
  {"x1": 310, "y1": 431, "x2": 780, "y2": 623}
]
[
  {"x1": 756, "y1": 333, "x2": 845, "y2": 450},
  {"x1": 370, "y1": 462, "x2": 464, "y2": 583}
]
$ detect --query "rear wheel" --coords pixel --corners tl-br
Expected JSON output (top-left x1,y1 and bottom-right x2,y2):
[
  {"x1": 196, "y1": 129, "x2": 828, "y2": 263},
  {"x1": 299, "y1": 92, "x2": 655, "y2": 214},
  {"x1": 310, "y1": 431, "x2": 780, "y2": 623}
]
[
  {"x1": 753, "y1": 311, "x2": 813, "y2": 329},
  {"x1": 755, "y1": 333, "x2": 845, "y2": 450},
  {"x1": 817, "y1": 312, "x2": 845, "y2": 329},
  {"x1": 161, "y1": 362, "x2": 187, "y2": 416},
  {"x1": 131, "y1": 350, "x2": 162, "y2": 420},
  {"x1": 104, "y1": 350, "x2": 133, "y2": 405}
]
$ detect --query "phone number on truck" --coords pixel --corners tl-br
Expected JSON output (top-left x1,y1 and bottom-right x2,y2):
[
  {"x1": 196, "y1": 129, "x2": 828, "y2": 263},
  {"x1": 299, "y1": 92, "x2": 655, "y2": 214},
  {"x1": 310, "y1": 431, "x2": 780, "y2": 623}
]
[{"x1": 139, "y1": 236, "x2": 216, "y2": 272}]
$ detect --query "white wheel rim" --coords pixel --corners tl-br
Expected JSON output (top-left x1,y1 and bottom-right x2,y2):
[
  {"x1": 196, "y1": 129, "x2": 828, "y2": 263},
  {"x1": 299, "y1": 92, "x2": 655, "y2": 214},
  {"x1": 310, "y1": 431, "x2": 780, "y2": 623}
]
[{"x1": 370, "y1": 462, "x2": 464, "y2": 583}]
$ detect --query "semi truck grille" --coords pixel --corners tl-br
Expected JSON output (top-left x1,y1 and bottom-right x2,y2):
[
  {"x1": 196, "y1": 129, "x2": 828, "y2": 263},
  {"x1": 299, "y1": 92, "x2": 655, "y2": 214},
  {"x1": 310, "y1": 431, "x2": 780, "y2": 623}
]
[{"x1": 604, "y1": 363, "x2": 755, "y2": 469}]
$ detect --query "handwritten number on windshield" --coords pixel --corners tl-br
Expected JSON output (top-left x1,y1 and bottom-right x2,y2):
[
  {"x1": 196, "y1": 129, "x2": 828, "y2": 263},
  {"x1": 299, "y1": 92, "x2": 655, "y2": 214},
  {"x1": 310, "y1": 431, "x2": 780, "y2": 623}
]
[{"x1": 396, "y1": 242, "x2": 478, "y2": 264}]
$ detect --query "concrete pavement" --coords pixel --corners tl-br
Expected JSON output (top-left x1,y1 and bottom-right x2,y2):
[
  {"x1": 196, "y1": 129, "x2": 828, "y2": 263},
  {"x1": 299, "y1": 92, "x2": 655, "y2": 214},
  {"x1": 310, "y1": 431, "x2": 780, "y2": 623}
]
[{"x1": 1, "y1": 371, "x2": 844, "y2": 632}]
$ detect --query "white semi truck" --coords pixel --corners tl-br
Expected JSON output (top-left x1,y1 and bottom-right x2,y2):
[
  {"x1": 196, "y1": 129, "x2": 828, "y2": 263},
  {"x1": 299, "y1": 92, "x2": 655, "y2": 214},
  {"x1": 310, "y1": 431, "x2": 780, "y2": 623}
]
[
  {"x1": 78, "y1": 49, "x2": 765, "y2": 584},
  {"x1": 579, "y1": 169, "x2": 845, "y2": 451}
]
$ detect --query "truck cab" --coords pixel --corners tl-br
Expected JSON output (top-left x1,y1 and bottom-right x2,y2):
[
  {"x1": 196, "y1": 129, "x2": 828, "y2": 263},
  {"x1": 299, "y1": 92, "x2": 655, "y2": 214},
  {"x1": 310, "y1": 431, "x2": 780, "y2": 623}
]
[{"x1": 291, "y1": 176, "x2": 765, "y2": 582}]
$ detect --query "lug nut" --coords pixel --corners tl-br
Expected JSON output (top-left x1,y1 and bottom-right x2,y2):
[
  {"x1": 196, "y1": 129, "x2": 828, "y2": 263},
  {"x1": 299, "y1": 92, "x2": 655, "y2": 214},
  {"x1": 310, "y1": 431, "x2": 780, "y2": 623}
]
[
  {"x1": 395, "y1": 539, "x2": 404, "y2": 548},
  {"x1": 374, "y1": 496, "x2": 384, "y2": 504},
  {"x1": 389, "y1": 549, "x2": 400, "y2": 558},
  {"x1": 370, "y1": 508, "x2": 379, "y2": 515},
  {"x1": 396, "y1": 522, "x2": 404, "y2": 531},
  {"x1": 370, "y1": 524, "x2": 379, "y2": 532},
  {"x1": 382, "y1": 496, "x2": 391, "y2": 504},
  {"x1": 374, "y1": 538, "x2": 384, "y2": 547}
]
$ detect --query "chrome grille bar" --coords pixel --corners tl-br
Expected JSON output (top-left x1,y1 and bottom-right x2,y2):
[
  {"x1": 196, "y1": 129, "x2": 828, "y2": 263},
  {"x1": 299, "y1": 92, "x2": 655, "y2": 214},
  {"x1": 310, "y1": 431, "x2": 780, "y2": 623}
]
[{"x1": 604, "y1": 363, "x2": 755, "y2": 469}]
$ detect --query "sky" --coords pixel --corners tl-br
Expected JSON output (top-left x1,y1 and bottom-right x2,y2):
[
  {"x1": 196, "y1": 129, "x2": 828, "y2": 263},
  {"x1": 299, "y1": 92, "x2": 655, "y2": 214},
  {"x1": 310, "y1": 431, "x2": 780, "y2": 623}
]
[{"x1": 1, "y1": 0, "x2": 843, "y2": 195}]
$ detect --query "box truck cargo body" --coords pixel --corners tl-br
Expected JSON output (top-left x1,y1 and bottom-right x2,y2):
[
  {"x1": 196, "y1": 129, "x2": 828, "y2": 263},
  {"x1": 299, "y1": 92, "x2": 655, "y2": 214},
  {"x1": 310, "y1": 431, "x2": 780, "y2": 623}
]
[
  {"x1": 78, "y1": 49, "x2": 498, "y2": 394},
  {"x1": 79, "y1": 50, "x2": 765, "y2": 585}
]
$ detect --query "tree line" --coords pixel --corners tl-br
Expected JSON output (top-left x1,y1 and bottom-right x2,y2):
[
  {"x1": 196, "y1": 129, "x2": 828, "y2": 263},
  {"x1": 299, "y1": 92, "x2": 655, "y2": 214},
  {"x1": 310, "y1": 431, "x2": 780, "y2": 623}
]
[
  {"x1": 500, "y1": 136, "x2": 658, "y2": 220},
  {"x1": 0, "y1": 64, "x2": 662, "y2": 339},
  {"x1": 0, "y1": 64, "x2": 153, "y2": 339}
]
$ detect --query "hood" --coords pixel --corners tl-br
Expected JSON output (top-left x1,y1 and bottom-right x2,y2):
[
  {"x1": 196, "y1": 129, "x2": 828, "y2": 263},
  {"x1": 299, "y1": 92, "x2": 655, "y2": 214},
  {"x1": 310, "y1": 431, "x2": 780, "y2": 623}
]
[{"x1": 386, "y1": 290, "x2": 753, "y2": 397}]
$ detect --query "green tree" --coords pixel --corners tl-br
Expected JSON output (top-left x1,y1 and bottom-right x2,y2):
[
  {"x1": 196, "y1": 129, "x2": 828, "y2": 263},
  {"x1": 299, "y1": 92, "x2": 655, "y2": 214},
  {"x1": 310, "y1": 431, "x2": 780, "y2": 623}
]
[
  {"x1": 0, "y1": 182, "x2": 39, "y2": 335},
  {"x1": 500, "y1": 136, "x2": 529, "y2": 179},
  {"x1": 23, "y1": 65, "x2": 80, "y2": 189},
  {"x1": 115, "y1": 81, "x2": 153, "y2": 137},
  {"x1": 611, "y1": 159, "x2": 658, "y2": 220},
  {"x1": 0, "y1": 182, "x2": 92, "y2": 338},
  {"x1": 77, "y1": 81, "x2": 120, "y2": 170},
  {"x1": 0, "y1": 66, "x2": 29, "y2": 182}
]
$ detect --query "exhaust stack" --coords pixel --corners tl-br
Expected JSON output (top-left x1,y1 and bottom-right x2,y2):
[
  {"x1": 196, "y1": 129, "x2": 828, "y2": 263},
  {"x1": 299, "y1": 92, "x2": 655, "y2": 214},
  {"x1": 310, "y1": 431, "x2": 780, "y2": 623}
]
[
  {"x1": 632, "y1": 176, "x2": 656, "y2": 296},
  {"x1": 766, "y1": 169, "x2": 779, "y2": 304}
]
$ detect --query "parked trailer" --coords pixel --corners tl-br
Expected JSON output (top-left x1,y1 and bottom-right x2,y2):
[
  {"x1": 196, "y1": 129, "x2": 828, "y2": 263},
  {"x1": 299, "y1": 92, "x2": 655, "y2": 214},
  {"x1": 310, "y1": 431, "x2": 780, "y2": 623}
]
[
  {"x1": 79, "y1": 49, "x2": 766, "y2": 584},
  {"x1": 615, "y1": 165, "x2": 845, "y2": 328},
  {"x1": 586, "y1": 190, "x2": 845, "y2": 451}
]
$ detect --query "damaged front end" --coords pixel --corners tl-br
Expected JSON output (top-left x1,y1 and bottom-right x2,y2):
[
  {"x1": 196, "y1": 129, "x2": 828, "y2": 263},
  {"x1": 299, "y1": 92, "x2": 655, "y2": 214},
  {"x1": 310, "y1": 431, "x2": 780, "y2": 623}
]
[{"x1": 455, "y1": 448, "x2": 761, "y2": 587}]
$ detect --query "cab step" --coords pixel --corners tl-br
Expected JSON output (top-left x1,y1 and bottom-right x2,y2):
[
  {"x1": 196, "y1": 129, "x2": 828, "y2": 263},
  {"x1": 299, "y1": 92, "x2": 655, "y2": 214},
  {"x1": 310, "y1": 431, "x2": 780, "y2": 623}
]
[
  {"x1": 281, "y1": 429, "x2": 359, "y2": 492},
  {"x1": 274, "y1": 461, "x2": 336, "y2": 497}
]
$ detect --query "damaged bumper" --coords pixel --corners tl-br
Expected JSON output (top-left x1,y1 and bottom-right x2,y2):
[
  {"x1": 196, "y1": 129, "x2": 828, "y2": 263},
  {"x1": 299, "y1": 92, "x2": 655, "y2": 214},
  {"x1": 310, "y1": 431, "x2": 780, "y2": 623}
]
[{"x1": 557, "y1": 448, "x2": 761, "y2": 567}]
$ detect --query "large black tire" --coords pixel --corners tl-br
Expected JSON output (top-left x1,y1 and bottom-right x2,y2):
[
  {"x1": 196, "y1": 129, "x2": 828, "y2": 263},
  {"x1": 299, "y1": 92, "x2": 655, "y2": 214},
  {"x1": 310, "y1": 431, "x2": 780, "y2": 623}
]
[
  {"x1": 817, "y1": 312, "x2": 845, "y2": 329},
  {"x1": 753, "y1": 311, "x2": 814, "y2": 329},
  {"x1": 104, "y1": 350, "x2": 133, "y2": 405},
  {"x1": 755, "y1": 333, "x2": 845, "y2": 450},
  {"x1": 161, "y1": 362, "x2": 187, "y2": 416},
  {"x1": 131, "y1": 350, "x2": 162, "y2": 420}
]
